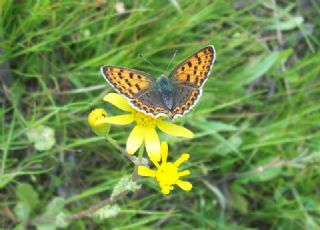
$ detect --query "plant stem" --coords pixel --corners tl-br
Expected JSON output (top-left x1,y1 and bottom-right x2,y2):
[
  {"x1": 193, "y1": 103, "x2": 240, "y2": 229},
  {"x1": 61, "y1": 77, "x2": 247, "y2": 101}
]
[{"x1": 64, "y1": 138, "x2": 144, "y2": 221}]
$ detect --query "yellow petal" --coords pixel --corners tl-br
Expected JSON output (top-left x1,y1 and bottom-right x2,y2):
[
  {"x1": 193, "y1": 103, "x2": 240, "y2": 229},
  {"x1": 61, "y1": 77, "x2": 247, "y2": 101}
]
[
  {"x1": 174, "y1": 153, "x2": 190, "y2": 167},
  {"x1": 157, "y1": 121, "x2": 194, "y2": 138},
  {"x1": 161, "y1": 187, "x2": 171, "y2": 195},
  {"x1": 176, "y1": 180, "x2": 192, "y2": 191},
  {"x1": 138, "y1": 166, "x2": 156, "y2": 177},
  {"x1": 98, "y1": 114, "x2": 134, "y2": 125},
  {"x1": 144, "y1": 126, "x2": 161, "y2": 162},
  {"x1": 126, "y1": 126, "x2": 145, "y2": 155},
  {"x1": 160, "y1": 185, "x2": 171, "y2": 195},
  {"x1": 103, "y1": 93, "x2": 133, "y2": 112},
  {"x1": 160, "y1": 142, "x2": 168, "y2": 164},
  {"x1": 178, "y1": 170, "x2": 190, "y2": 177}
]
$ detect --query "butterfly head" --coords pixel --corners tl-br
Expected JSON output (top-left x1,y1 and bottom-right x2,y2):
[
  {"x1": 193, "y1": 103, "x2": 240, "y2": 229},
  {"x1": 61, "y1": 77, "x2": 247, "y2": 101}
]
[{"x1": 156, "y1": 75, "x2": 174, "y2": 111}]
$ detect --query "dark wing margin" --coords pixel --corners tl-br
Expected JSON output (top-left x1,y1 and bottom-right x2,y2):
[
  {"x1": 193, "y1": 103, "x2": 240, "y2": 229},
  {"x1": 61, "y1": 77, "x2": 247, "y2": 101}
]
[
  {"x1": 131, "y1": 89, "x2": 170, "y2": 117},
  {"x1": 172, "y1": 85, "x2": 202, "y2": 118}
]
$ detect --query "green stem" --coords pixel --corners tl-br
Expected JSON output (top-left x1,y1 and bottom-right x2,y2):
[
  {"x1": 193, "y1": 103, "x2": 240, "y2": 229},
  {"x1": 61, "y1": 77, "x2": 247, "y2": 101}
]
[
  {"x1": 137, "y1": 143, "x2": 145, "y2": 164},
  {"x1": 105, "y1": 135, "x2": 135, "y2": 163},
  {"x1": 64, "y1": 136, "x2": 143, "y2": 222}
]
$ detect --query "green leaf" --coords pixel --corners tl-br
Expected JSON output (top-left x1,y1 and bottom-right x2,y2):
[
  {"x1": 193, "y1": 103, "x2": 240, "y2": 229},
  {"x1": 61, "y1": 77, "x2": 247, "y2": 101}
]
[
  {"x1": 111, "y1": 177, "x2": 141, "y2": 200},
  {"x1": 36, "y1": 224, "x2": 56, "y2": 230},
  {"x1": 192, "y1": 119, "x2": 238, "y2": 133},
  {"x1": 45, "y1": 197, "x2": 65, "y2": 216},
  {"x1": 215, "y1": 136, "x2": 242, "y2": 154},
  {"x1": 55, "y1": 211, "x2": 69, "y2": 228},
  {"x1": 231, "y1": 193, "x2": 248, "y2": 213},
  {"x1": 267, "y1": 16, "x2": 304, "y2": 31},
  {"x1": 239, "y1": 157, "x2": 282, "y2": 183},
  {"x1": 243, "y1": 52, "x2": 279, "y2": 84},
  {"x1": 34, "y1": 211, "x2": 69, "y2": 229},
  {"x1": 12, "y1": 224, "x2": 26, "y2": 230},
  {"x1": 34, "y1": 198, "x2": 69, "y2": 229},
  {"x1": 14, "y1": 202, "x2": 31, "y2": 223},
  {"x1": 16, "y1": 183, "x2": 39, "y2": 211},
  {"x1": 275, "y1": 48, "x2": 294, "y2": 66},
  {"x1": 0, "y1": 173, "x2": 16, "y2": 188},
  {"x1": 90, "y1": 204, "x2": 121, "y2": 221},
  {"x1": 26, "y1": 125, "x2": 55, "y2": 151}
]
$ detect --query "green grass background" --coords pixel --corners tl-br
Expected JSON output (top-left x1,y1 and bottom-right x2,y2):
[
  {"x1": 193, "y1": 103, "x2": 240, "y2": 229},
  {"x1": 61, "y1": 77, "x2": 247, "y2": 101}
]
[{"x1": 1, "y1": 0, "x2": 320, "y2": 229}]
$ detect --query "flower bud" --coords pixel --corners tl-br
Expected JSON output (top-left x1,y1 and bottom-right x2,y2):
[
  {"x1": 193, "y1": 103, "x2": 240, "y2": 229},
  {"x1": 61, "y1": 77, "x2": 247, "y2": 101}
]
[{"x1": 88, "y1": 108, "x2": 110, "y2": 136}]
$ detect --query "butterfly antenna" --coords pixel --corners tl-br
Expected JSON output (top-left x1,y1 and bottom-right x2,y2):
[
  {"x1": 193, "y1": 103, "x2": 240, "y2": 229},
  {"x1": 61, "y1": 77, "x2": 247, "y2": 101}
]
[
  {"x1": 138, "y1": 53, "x2": 156, "y2": 67},
  {"x1": 166, "y1": 49, "x2": 178, "y2": 70}
]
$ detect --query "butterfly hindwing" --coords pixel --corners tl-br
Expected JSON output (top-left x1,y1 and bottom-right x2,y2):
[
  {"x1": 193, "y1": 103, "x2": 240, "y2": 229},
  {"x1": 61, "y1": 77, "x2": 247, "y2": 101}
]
[
  {"x1": 101, "y1": 66, "x2": 153, "y2": 99},
  {"x1": 131, "y1": 89, "x2": 170, "y2": 117},
  {"x1": 170, "y1": 46, "x2": 215, "y2": 88},
  {"x1": 172, "y1": 85, "x2": 201, "y2": 117}
]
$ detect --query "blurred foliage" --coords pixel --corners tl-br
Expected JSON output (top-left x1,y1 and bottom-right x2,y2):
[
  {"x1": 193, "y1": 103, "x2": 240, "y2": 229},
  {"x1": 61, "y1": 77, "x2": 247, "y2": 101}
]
[{"x1": 1, "y1": 0, "x2": 320, "y2": 229}]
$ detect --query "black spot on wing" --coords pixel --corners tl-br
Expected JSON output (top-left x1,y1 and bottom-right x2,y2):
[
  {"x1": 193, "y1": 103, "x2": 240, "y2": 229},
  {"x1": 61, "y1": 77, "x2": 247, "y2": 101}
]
[{"x1": 187, "y1": 75, "x2": 190, "y2": 82}]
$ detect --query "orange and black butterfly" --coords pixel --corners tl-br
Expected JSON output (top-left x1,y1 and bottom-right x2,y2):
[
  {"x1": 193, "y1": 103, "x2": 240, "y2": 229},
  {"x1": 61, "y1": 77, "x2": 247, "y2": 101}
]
[{"x1": 101, "y1": 46, "x2": 216, "y2": 119}]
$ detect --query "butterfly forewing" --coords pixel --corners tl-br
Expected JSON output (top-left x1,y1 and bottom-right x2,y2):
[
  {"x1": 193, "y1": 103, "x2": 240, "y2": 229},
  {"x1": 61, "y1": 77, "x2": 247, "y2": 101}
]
[
  {"x1": 170, "y1": 46, "x2": 215, "y2": 88},
  {"x1": 101, "y1": 66, "x2": 169, "y2": 117},
  {"x1": 169, "y1": 46, "x2": 215, "y2": 118},
  {"x1": 101, "y1": 66, "x2": 153, "y2": 99}
]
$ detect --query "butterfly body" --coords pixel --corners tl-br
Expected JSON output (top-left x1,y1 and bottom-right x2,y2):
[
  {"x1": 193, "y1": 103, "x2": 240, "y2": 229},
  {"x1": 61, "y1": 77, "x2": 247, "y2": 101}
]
[
  {"x1": 101, "y1": 45, "x2": 215, "y2": 119},
  {"x1": 156, "y1": 75, "x2": 175, "y2": 111}
]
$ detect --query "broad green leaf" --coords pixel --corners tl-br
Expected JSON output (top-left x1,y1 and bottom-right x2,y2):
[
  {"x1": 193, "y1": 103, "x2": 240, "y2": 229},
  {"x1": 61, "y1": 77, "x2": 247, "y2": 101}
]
[
  {"x1": 34, "y1": 209, "x2": 69, "y2": 229},
  {"x1": 33, "y1": 198, "x2": 69, "y2": 229},
  {"x1": 239, "y1": 157, "x2": 282, "y2": 183},
  {"x1": 12, "y1": 224, "x2": 25, "y2": 230},
  {"x1": 45, "y1": 197, "x2": 65, "y2": 216},
  {"x1": 267, "y1": 16, "x2": 304, "y2": 31},
  {"x1": 243, "y1": 52, "x2": 279, "y2": 84},
  {"x1": 36, "y1": 224, "x2": 56, "y2": 230},
  {"x1": 16, "y1": 183, "x2": 39, "y2": 211},
  {"x1": 230, "y1": 193, "x2": 248, "y2": 213},
  {"x1": 55, "y1": 211, "x2": 69, "y2": 228},
  {"x1": 14, "y1": 202, "x2": 31, "y2": 223}
]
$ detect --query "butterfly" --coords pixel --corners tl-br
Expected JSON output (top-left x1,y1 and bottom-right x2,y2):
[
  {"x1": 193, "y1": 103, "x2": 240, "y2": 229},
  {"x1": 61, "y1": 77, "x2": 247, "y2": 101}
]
[{"x1": 101, "y1": 45, "x2": 215, "y2": 119}]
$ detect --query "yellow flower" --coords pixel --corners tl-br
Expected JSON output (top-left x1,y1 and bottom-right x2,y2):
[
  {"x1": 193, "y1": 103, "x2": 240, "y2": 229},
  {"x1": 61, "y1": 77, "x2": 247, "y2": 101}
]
[
  {"x1": 138, "y1": 142, "x2": 192, "y2": 195},
  {"x1": 98, "y1": 93, "x2": 194, "y2": 161},
  {"x1": 88, "y1": 108, "x2": 110, "y2": 136}
]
